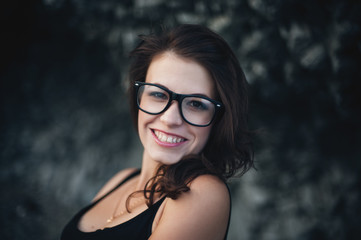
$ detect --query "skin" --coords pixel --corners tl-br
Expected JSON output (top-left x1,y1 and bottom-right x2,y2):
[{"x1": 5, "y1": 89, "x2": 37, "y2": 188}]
[{"x1": 78, "y1": 52, "x2": 230, "y2": 239}]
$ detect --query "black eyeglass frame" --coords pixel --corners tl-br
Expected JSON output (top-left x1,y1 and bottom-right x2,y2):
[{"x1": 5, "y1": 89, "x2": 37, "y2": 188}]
[{"x1": 134, "y1": 81, "x2": 224, "y2": 127}]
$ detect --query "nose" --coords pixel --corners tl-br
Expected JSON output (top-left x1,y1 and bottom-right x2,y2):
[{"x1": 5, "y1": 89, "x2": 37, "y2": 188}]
[{"x1": 159, "y1": 101, "x2": 183, "y2": 126}]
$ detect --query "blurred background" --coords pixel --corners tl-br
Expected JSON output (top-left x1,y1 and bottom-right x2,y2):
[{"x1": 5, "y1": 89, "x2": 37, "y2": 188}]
[{"x1": 1, "y1": 0, "x2": 360, "y2": 239}]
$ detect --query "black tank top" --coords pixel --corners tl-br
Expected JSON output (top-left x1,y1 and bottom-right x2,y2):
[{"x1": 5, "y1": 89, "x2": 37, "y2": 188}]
[
  {"x1": 61, "y1": 170, "x2": 166, "y2": 240},
  {"x1": 61, "y1": 170, "x2": 231, "y2": 240}
]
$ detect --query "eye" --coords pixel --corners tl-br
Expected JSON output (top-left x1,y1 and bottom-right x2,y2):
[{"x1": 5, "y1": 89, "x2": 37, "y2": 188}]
[
  {"x1": 186, "y1": 99, "x2": 209, "y2": 111},
  {"x1": 148, "y1": 91, "x2": 168, "y2": 100}
]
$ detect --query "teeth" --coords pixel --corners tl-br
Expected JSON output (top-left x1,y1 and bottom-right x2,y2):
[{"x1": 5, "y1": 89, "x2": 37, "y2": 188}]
[
  {"x1": 154, "y1": 130, "x2": 185, "y2": 144},
  {"x1": 161, "y1": 135, "x2": 167, "y2": 142}
]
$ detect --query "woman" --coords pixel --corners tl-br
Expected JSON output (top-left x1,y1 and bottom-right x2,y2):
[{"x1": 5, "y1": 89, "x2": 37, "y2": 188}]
[{"x1": 61, "y1": 24, "x2": 253, "y2": 240}]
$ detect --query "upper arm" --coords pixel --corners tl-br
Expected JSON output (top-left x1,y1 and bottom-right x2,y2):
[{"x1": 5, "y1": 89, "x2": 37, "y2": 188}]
[
  {"x1": 92, "y1": 168, "x2": 138, "y2": 202},
  {"x1": 150, "y1": 175, "x2": 230, "y2": 240}
]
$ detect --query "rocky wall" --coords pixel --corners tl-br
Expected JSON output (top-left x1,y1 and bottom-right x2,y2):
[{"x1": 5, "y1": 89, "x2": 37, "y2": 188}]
[{"x1": 1, "y1": 0, "x2": 360, "y2": 239}]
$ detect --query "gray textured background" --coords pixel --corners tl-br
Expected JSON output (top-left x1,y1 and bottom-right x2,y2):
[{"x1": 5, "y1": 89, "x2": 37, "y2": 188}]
[{"x1": 1, "y1": 0, "x2": 360, "y2": 239}]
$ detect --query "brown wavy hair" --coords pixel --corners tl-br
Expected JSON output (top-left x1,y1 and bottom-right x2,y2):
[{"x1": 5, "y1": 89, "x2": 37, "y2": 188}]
[{"x1": 127, "y1": 24, "x2": 253, "y2": 207}]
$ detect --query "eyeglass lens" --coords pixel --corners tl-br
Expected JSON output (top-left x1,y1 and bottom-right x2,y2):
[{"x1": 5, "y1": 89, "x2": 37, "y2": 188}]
[{"x1": 137, "y1": 84, "x2": 216, "y2": 126}]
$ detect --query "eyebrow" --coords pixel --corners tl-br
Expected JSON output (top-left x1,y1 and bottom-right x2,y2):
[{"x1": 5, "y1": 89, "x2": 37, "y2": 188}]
[{"x1": 150, "y1": 82, "x2": 213, "y2": 99}]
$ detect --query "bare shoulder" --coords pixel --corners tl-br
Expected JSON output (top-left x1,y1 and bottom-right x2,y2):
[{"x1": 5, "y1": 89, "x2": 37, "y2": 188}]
[
  {"x1": 150, "y1": 175, "x2": 230, "y2": 240},
  {"x1": 185, "y1": 174, "x2": 230, "y2": 211},
  {"x1": 92, "y1": 168, "x2": 138, "y2": 202},
  {"x1": 189, "y1": 174, "x2": 230, "y2": 199}
]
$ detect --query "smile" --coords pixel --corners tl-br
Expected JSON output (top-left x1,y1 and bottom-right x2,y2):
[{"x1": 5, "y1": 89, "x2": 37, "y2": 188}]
[{"x1": 152, "y1": 129, "x2": 186, "y2": 144}]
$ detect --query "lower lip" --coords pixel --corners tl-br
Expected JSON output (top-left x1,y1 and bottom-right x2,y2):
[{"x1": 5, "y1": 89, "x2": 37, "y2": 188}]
[{"x1": 151, "y1": 130, "x2": 186, "y2": 148}]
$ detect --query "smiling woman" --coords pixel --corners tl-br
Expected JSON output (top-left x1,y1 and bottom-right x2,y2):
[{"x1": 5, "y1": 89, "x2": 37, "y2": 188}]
[
  {"x1": 137, "y1": 53, "x2": 216, "y2": 166},
  {"x1": 61, "y1": 24, "x2": 254, "y2": 240}
]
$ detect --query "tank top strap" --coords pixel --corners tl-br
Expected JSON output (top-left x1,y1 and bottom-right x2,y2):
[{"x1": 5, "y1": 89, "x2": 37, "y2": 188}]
[
  {"x1": 93, "y1": 169, "x2": 141, "y2": 205},
  {"x1": 224, "y1": 183, "x2": 232, "y2": 240}
]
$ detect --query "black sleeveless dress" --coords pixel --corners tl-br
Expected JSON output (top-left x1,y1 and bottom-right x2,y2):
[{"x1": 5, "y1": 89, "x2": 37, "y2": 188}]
[{"x1": 61, "y1": 170, "x2": 231, "y2": 240}]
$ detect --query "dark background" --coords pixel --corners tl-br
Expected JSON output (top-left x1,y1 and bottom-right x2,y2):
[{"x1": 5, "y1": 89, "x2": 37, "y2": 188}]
[{"x1": 1, "y1": 0, "x2": 360, "y2": 239}]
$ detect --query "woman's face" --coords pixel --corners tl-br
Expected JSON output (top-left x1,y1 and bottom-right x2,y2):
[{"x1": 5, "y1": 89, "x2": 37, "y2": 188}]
[{"x1": 138, "y1": 52, "x2": 215, "y2": 166}]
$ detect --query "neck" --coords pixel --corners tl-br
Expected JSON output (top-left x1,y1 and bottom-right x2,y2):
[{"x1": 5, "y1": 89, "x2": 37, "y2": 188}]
[{"x1": 135, "y1": 151, "x2": 161, "y2": 191}]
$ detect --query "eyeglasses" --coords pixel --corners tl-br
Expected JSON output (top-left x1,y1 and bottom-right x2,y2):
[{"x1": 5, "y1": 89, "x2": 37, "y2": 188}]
[{"x1": 134, "y1": 81, "x2": 223, "y2": 127}]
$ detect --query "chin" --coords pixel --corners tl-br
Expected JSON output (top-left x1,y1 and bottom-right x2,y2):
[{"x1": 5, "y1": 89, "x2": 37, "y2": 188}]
[
  {"x1": 156, "y1": 157, "x2": 182, "y2": 166},
  {"x1": 151, "y1": 153, "x2": 184, "y2": 166}
]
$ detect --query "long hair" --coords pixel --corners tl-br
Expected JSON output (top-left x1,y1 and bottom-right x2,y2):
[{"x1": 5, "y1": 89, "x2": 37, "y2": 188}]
[{"x1": 127, "y1": 24, "x2": 253, "y2": 207}]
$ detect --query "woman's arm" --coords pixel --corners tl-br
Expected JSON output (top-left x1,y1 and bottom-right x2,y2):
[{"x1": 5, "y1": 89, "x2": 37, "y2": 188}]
[{"x1": 150, "y1": 175, "x2": 230, "y2": 240}]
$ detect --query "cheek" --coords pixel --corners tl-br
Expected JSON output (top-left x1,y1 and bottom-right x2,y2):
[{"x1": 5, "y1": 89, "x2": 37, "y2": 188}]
[
  {"x1": 194, "y1": 127, "x2": 212, "y2": 152},
  {"x1": 137, "y1": 111, "x2": 152, "y2": 141},
  {"x1": 137, "y1": 111, "x2": 144, "y2": 128},
  {"x1": 138, "y1": 110, "x2": 153, "y2": 128}
]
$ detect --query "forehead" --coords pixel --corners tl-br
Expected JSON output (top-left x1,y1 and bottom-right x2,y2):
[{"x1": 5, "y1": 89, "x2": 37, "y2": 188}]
[{"x1": 145, "y1": 52, "x2": 215, "y2": 98}]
